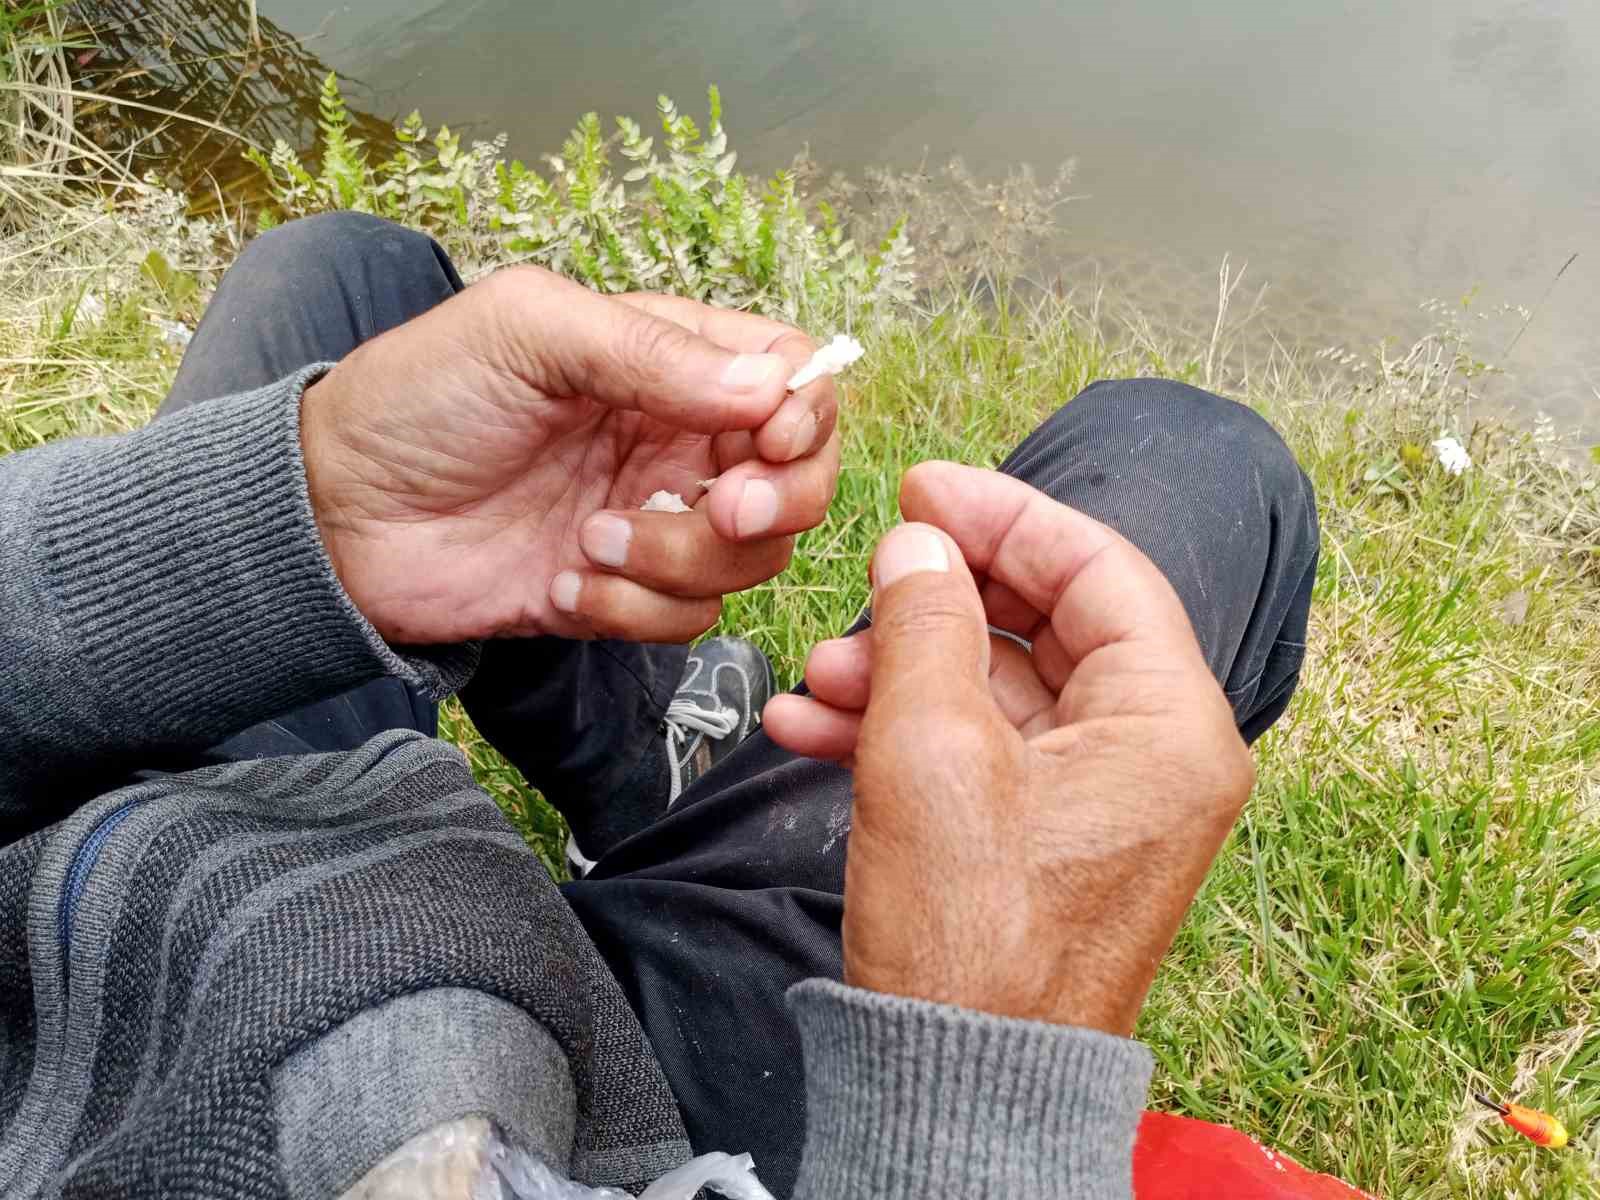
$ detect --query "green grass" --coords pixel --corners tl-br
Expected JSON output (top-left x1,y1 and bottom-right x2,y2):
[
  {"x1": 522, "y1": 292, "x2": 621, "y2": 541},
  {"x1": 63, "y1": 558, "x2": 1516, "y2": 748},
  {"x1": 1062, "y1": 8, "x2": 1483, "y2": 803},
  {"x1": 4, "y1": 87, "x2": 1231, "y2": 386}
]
[
  {"x1": 5, "y1": 205, "x2": 1600, "y2": 1198},
  {"x1": 710, "y1": 298, "x2": 1600, "y2": 1197}
]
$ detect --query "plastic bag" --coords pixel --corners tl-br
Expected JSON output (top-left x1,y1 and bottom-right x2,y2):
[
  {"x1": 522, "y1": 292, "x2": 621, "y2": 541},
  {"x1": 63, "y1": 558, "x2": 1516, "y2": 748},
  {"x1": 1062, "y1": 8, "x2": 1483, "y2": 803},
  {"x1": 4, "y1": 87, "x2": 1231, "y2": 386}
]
[
  {"x1": 479, "y1": 1139, "x2": 777, "y2": 1200},
  {"x1": 345, "y1": 1116, "x2": 776, "y2": 1200}
]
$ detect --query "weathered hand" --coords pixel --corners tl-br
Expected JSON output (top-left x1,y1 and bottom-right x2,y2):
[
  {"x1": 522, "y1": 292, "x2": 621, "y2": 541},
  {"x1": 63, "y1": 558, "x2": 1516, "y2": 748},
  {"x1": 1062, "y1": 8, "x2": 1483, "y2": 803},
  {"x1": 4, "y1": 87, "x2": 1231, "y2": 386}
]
[
  {"x1": 300, "y1": 267, "x2": 840, "y2": 645},
  {"x1": 764, "y1": 462, "x2": 1253, "y2": 1036}
]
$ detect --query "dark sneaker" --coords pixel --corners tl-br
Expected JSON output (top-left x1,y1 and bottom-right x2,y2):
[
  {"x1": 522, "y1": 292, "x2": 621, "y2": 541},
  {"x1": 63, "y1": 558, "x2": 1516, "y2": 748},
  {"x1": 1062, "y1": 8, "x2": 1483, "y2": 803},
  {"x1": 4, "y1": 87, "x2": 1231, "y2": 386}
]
[
  {"x1": 663, "y1": 636, "x2": 776, "y2": 804},
  {"x1": 565, "y1": 637, "x2": 776, "y2": 877}
]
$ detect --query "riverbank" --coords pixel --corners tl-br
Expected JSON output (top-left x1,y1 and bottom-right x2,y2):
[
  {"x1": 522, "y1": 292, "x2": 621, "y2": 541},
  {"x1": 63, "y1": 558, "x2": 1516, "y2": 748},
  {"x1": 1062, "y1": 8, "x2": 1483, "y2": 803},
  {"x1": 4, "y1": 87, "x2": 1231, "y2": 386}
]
[{"x1": 6, "y1": 141, "x2": 1600, "y2": 1200}]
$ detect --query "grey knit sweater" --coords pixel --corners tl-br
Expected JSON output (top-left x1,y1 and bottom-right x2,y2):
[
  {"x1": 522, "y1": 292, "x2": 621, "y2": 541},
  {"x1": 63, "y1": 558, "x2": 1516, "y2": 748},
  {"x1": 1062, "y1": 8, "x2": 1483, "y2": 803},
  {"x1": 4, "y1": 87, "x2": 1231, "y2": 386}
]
[{"x1": 0, "y1": 370, "x2": 1152, "y2": 1198}]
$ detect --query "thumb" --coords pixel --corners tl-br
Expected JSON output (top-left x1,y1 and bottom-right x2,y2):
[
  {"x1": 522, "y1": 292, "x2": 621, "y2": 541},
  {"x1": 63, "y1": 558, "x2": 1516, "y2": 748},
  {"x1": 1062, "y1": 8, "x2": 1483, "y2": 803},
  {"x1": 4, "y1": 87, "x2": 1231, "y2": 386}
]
[
  {"x1": 490, "y1": 267, "x2": 791, "y2": 433},
  {"x1": 867, "y1": 523, "x2": 992, "y2": 706}
]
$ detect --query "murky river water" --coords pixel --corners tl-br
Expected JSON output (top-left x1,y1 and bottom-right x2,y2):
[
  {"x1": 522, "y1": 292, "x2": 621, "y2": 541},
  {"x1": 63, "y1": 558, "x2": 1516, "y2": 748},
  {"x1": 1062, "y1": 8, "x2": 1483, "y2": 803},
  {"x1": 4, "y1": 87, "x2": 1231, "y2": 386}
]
[{"x1": 261, "y1": 0, "x2": 1598, "y2": 427}]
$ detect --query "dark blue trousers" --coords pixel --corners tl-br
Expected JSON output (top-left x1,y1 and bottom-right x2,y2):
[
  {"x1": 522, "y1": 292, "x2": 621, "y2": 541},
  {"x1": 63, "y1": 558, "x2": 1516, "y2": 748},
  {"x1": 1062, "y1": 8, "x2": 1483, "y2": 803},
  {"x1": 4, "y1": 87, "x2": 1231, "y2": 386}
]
[{"x1": 164, "y1": 211, "x2": 1319, "y2": 1198}]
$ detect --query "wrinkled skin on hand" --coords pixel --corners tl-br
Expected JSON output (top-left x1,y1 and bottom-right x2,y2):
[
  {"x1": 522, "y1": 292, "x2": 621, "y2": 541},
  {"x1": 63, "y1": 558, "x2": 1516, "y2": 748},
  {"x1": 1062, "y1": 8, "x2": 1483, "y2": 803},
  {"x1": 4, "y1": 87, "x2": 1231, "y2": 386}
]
[
  {"x1": 300, "y1": 266, "x2": 840, "y2": 646},
  {"x1": 766, "y1": 464, "x2": 1254, "y2": 1035}
]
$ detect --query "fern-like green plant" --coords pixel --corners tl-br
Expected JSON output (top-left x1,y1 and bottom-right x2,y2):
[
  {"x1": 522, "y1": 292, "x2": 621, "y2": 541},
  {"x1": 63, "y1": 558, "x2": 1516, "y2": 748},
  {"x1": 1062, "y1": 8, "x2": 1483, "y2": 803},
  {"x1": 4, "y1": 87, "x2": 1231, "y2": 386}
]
[
  {"x1": 315, "y1": 72, "x2": 367, "y2": 210},
  {"x1": 247, "y1": 81, "x2": 916, "y2": 326}
]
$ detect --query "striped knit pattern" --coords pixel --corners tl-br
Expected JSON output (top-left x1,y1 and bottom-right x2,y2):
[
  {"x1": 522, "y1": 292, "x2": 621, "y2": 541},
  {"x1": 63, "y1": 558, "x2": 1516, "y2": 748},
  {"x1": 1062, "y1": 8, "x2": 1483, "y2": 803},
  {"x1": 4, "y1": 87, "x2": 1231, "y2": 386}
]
[{"x1": 0, "y1": 734, "x2": 690, "y2": 1200}]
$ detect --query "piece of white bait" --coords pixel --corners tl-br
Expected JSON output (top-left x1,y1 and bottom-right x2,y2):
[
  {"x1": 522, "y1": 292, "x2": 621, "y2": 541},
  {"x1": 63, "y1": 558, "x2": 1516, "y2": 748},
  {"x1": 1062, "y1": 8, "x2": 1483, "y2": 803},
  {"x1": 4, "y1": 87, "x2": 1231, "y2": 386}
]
[
  {"x1": 635, "y1": 335, "x2": 863, "y2": 515},
  {"x1": 640, "y1": 490, "x2": 694, "y2": 513},
  {"x1": 786, "y1": 334, "x2": 864, "y2": 391}
]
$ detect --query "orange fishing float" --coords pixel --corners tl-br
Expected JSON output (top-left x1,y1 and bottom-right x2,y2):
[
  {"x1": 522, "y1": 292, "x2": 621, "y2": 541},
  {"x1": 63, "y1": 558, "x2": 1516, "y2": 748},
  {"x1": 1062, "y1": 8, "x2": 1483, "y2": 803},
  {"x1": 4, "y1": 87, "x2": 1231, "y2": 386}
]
[{"x1": 1475, "y1": 1093, "x2": 1571, "y2": 1149}]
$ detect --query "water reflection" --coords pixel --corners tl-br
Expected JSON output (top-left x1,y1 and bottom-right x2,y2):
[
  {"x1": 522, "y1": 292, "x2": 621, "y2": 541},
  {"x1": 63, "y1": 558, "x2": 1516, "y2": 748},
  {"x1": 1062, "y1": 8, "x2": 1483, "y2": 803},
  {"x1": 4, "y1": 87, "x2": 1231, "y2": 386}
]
[
  {"x1": 1449, "y1": 8, "x2": 1572, "y2": 109},
  {"x1": 86, "y1": 0, "x2": 1600, "y2": 426},
  {"x1": 71, "y1": 0, "x2": 391, "y2": 203},
  {"x1": 252, "y1": 0, "x2": 1596, "y2": 426}
]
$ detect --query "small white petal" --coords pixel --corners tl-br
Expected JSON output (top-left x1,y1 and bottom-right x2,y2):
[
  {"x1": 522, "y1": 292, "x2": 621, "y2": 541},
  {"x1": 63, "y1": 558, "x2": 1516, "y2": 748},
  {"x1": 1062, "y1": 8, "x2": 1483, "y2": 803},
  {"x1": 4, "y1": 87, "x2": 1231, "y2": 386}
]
[
  {"x1": 76, "y1": 292, "x2": 107, "y2": 326},
  {"x1": 152, "y1": 316, "x2": 193, "y2": 349},
  {"x1": 1431, "y1": 435, "x2": 1472, "y2": 476}
]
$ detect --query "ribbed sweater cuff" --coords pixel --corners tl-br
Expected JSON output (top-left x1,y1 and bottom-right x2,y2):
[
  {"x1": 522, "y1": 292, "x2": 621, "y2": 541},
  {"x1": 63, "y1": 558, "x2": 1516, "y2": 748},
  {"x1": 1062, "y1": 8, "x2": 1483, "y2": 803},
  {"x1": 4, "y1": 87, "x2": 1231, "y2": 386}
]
[
  {"x1": 788, "y1": 979, "x2": 1152, "y2": 1199},
  {"x1": 38, "y1": 368, "x2": 477, "y2": 745}
]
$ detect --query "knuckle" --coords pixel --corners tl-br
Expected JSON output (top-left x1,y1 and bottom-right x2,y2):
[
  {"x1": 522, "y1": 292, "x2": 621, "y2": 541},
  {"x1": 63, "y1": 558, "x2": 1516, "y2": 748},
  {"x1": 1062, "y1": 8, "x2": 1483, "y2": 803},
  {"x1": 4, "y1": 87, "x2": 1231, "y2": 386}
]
[
  {"x1": 897, "y1": 460, "x2": 940, "y2": 511},
  {"x1": 907, "y1": 707, "x2": 998, "y2": 765},
  {"x1": 876, "y1": 595, "x2": 976, "y2": 642},
  {"x1": 859, "y1": 701, "x2": 1010, "y2": 804},
  {"x1": 688, "y1": 597, "x2": 724, "y2": 638},
  {"x1": 1162, "y1": 713, "x2": 1254, "y2": 817},
  {"x1": 638, "y1": 515, "x2": 692, "y2": 569},
  {"x1": 733, "y1": 536, "x2": 795, "y2": 586},
  {"x1": 619, "y1": 312, "x2": 690, "y2": 381},
  {"x1": 771, "y1": 536, "x2": 797, "y2": 573},
  {"x1": 480, "y1": 266, "x2": 575, "y2": 386},
  {"x1": 872, "y1": 686, "x2": 984, "y2": 749},
  {"x1": 778, "y1": 328, "x2": 819, "y2": 362},
  {"x1": 791, "y1": 483, "x2": 831, "y2": 532},
  {"x1": 805, "y1": 443, "x2": 843, "y2": 517},
  {"x1": 481, "y1": 263, "x2": 550, "y2": 310},
  {"x1": 1219, "y1": 738, "x2": 1256, "y2": 806},
  {"x1": 487, "y1": 262, "x2": 537, "y2": 290},
  {"x1": 812, "y1": 380, "x2": 841, "y2": 423}
]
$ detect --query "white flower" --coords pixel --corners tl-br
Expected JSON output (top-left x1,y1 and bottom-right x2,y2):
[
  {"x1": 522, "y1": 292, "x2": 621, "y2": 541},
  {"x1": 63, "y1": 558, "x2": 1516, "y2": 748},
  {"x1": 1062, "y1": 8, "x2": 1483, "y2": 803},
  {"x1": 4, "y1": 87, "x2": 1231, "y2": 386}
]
[
  {"x1": 75, "y1": 292, "x2": 107, "y2": 328},
  {"x1": 152, "y1": 316, "x2": 193, "y2": 349},
  {"x1": 786, "y1": 334, "x2": 865, "y2": 391},
  {"x1": 641, "y1": 490, "x2": 692, "y2": 513},
  {"x1": 1432, "y1": 435, "x2": 1472, "y2": 476}
]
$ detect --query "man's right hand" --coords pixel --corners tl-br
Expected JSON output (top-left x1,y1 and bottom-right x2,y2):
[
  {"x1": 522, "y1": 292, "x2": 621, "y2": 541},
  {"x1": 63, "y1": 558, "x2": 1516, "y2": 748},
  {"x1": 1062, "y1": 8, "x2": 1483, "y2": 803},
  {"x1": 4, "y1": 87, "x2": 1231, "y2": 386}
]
[
  {"x1": 299, "y1": 268, "x2": 839, "y2": 648},
  {"x1": 764, "y1": 462, "x2": 1254, "y2": 1037}
]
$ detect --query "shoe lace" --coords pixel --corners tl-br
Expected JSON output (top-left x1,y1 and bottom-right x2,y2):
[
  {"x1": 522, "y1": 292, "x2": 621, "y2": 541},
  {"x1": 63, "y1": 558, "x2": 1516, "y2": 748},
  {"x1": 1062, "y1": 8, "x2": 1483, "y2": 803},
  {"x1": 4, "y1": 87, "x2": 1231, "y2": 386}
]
[{"x1": 664, "y1": 695, "x2": 739, "y2": 804}]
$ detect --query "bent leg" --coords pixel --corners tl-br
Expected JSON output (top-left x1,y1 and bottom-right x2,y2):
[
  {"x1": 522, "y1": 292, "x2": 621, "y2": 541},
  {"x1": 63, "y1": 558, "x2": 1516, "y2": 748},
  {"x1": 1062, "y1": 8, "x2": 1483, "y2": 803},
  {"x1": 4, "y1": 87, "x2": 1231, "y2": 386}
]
[
  {"x1": 563, "y1": 378, "x2": 1319, "y2": 1196},
  {"x1": 162, "y1": 211, "x2": 465, "y2": 414},
  {"x1": 996, "y1": 377, "x2": 1318, "y2": 741}
]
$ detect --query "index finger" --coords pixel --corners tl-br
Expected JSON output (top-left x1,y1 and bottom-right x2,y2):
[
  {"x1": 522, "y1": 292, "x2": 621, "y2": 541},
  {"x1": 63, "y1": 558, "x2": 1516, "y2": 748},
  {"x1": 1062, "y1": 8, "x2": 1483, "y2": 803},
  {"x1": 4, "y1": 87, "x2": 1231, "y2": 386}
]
[
  {"x1": 486, "y1": 268, "x2": 791, "y2": 432},
  {"x1": 897, "y1": 461, "x2": 1203, "y2": 672},
  {"x1": 619, "y1": 294, "x2": 838, "y2": 464},
  {"x1": 620, "y1": 292, "x2": 798, "y2": 353}
]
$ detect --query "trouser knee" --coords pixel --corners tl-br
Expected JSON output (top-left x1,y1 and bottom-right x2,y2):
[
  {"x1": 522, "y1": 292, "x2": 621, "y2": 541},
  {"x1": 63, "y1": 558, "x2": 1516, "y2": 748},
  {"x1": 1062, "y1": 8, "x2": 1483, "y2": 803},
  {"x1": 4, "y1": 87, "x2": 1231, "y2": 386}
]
[
  {"x1": 1004, "y1": 377, "x2": 1313, "y2": 524},
  {"x1": 999, "y1": 377, "x2": 1319, "y2": 739},
  {"x1": 226, "y1": 211, "x2": 456, "y2": 304}
]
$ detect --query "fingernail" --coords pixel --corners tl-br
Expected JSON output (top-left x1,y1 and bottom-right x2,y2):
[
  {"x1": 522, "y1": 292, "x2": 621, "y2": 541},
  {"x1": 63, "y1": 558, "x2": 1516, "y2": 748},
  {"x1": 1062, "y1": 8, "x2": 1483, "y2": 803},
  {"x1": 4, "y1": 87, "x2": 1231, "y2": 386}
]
[
  {"x1": 721, "y1": 353, "x2": 787, "y2": 392},
  {"x1": 550, "y1": 571, "x2": 582, "y2": 613},
  {"x1": 873, "y1": 525, "x2": 949, "y2": 590},
  {"x1": 785, "y1": 410, "x2": 820, "y2": 461},
  {"x1": 735, "y1": 478, "x2": 780, "y2": 537},
  {"x1": 581, "y1": 513, "x2": 631, "y2": 568}
]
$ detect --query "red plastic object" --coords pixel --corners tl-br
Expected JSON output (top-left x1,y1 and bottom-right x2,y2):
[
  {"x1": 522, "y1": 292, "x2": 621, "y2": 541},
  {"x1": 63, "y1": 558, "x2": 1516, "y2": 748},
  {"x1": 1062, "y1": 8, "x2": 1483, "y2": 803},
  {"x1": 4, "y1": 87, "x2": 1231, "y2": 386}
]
[{"x1": 1134, "y1": 1112, "x2": 1378, "y2": 1199}]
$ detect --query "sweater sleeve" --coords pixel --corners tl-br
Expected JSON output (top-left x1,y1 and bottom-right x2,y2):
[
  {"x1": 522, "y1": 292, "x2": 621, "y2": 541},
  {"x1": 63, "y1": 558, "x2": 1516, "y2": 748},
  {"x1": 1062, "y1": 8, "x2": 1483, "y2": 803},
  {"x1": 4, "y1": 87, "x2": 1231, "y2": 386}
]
[
  {"x1": 787, "y1": 978, "x2": 1153, "y2": 1199},
  {"x1": 0, "y1": 367, "x2": 477, "y2": 831}
]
